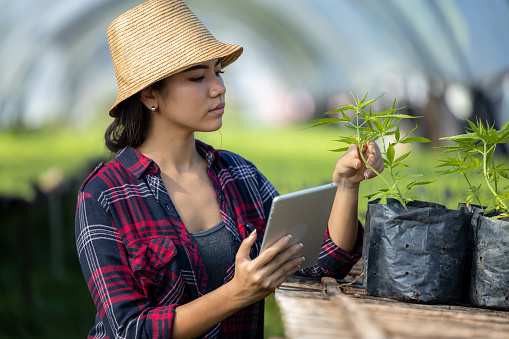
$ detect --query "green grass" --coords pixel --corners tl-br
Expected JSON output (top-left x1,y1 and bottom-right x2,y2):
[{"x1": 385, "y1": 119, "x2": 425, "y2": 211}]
[
  {"x1": 0, "y1": 121, "x2": 501, "y2": 338},
  {"x1": 0, "y1": 127, "x2": 108, "y2": 200}
]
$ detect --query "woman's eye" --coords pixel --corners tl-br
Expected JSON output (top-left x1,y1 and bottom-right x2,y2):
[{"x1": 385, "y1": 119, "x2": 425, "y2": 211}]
[
  {"x1": 189, "y1": 76, "x2": 205, "y2": 82},
  {"x1": 216, "y1": 70, "x2": 224, "y2": 76}
]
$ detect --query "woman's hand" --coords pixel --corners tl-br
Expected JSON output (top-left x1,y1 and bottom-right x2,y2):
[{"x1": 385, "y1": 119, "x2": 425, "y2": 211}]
[
  {"x1": 333, "y1": 141, "x2": 384, "y2": 188},
  {"x1": 171, "y1": 231, "x2": 302, "y2": 338},
  {"x1": 229, "y1": 230, "x2": 304, "y2": 305}
]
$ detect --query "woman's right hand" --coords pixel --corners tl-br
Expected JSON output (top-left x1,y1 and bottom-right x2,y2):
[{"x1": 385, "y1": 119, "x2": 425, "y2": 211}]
[{"x1": 229, "y1": 230, "x2": 304, "y2": 306}]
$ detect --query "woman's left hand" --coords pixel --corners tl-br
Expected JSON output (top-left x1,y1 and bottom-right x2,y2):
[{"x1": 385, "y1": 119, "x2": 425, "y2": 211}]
[{"x1": 333, "y1": 141, "x2": 384, "y2": 187}]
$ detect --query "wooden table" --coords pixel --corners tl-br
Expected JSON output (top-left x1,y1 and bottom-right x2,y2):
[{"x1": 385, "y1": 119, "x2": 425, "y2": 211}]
[{"x1": 275, "y1": 263, "x2": 509, "y2": 339}]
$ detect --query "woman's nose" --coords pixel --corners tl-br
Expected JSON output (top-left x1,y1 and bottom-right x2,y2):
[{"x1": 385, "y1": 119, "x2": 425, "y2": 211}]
[{"x1": 210, "y1": 75, "x2": 226, "y2": 97}]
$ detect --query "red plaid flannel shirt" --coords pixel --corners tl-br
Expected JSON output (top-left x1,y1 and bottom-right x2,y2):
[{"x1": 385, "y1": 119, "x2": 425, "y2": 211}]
[{"x1": 75, "y1": 140, "x2": 363, "y2": 338}]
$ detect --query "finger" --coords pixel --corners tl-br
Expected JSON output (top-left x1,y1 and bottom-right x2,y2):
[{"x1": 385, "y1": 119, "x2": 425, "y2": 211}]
[
  {"x1": 372, "y1": 154, "x2": 384, "y2": 173},
  {"x1": 367, "y1": 151, "x2": 382, "y2": 169},
  {"x1": 236, "y1": 229, "x2": 257, "y2": 262},
  {"x1": 272, "y1": 257, "x2": 305, "y2": 287},
  {"x1": 257, "y1": 234, "x2": 293, "y2": 267},
  {"x1": 262, "y1": 243, "x2": 303, "y2": 274},
  {"x1": 345, "y1": 144, "x2": 362, "y2": 169},
  {"x1": 365, "y1": 144, "x2": 381, "y2": 167},
  {"x1": 261, "y1": 256, "x2": 304, "y2": 290},
  {"x1": 368, "y1": 141, "x2": 377, "y2": 155},
  {"x1": 345, "y1": 143, "x2": 360, "y2": 158},
  {"x1": 365, "y1": 157, "x2": 384, "y2": 179}
]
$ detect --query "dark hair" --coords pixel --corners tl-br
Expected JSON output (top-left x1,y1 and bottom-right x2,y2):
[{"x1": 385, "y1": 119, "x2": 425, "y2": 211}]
[{"x1": 105, "y1": 78, "x2": 167, "y2": 153}]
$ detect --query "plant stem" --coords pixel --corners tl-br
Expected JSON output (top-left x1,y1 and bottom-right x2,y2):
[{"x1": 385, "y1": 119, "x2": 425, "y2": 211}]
[
  {"x1": 482, "y1": 141, "x2": 507, "y2": 211},
  {"x1": 463, "y1": 172, "x2": 483, "y2": 207},
  {"x1": 380, "y1": 134, "x2": 406, "y2": 207}
]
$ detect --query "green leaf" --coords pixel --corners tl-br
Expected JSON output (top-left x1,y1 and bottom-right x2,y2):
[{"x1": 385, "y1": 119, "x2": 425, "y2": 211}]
[
  {"x1": 406, "y1": 180, "x2": 436, "y2": 190},
  {"x1": 324, "y1": 105, "x2": 356, "y2": 115},
  {"x1": 334, "y1": 136, "x2": 357, "y2": 144},
  {"x1": 398, "y1": 174, "x2": 425, "y2": 179},
  {"x1": 364, "y1": 190, "x2": 386, "y2": 201},
  {"x1": 385, "y1": 120, "x2": 401, "y2": 132},
  {"x1": 465, "y1": 118, "x2": 479, "y2": 134},
  {"x1": 394, "y1": 151, "x2": 411, "y2": 164},
  {"x1": 483, "y1": 205, "x2": 498, "y2": 215},
  {"x1": 387, "y1": 144, "x2": 395, "y2": 164},
  {"x1": 329, "y1": 147, "x2": 350, "y2": 152},
  {"x1": 490, "y1": 128, "x2": 499, "y2": 143},
  {"x1": 399, "y1": 137, "x2": 431, "y2": 144},
  {"x1": 496, "y1": 170, "x2": 509, "y2": 180},
  {"x1": 392, "y1": 163, "x2": 409, "y2": 168},
  {"x1": 357, "y1": 92, "x2": 369, "y2": 107},
  {"x1": 360, "y1": 93, "x2": 384, "y2": 110},
  {"x1": 310, "y1": 118, "x2": 344, "y2": 127},
  {"x1": 395, "y1": 126, "x2": 400, "y2": 142},
  {"x1": 402, "y1": 125, "x2": 418, "y2": 139},
  {"x1": 440, "y1": 132, "x2": 478, "y2": 143},
  {"x1": 376, "y1": 114, "x2": 416, "y2": 119},
  {"x1": 373, "y1": 119, "x2": 383, "y2": 131},
  {"x1": 501, "y1": 120, "x2": 509, "y2": 131}
]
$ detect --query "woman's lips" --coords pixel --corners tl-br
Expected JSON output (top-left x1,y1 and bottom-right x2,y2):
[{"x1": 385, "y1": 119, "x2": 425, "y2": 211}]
[{"x1": 210, "y1": 102, "x2": 225, "y2": 114}]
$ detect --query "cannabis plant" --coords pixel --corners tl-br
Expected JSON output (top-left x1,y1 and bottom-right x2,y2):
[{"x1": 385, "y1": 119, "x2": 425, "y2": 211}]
[
  {"x1": 437, "y1": 118, "x2": 509, "y2": 218},
  {"x1": 310, "y1": 93, "x2": 432, "y2": 208}
]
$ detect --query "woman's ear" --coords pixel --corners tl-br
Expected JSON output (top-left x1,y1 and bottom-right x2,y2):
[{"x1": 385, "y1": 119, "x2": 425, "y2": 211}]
[{"x1": 140, "y1": 86, "x2": 158, "y2": 111}]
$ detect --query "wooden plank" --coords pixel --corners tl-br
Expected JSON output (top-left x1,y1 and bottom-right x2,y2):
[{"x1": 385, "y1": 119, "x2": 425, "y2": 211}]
[
  {"x1": 323, "y1": 277, "x2": 387, "y2": 339},
  {"x1": 275, "y1": 269, "x2": 509, "y2": 339}
]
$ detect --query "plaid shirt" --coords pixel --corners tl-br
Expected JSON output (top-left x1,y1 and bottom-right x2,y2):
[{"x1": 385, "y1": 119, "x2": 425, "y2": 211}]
[{"x1": 75, "y1": 140, "x2": 363, "y2": 339}]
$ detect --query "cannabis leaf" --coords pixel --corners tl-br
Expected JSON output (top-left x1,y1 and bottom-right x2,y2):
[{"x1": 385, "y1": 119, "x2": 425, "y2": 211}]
[
  {"x1": 310, "y1": 93, "x2": 433, "y2": 208},
  {"x1": 438, "y1": 118, "x2": 509, "y2": 218}
]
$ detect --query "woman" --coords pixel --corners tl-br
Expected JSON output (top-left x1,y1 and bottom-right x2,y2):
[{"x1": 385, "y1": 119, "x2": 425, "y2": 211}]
[{"x1": 75, "y1": 0, "x2": 383, "y2": 338}]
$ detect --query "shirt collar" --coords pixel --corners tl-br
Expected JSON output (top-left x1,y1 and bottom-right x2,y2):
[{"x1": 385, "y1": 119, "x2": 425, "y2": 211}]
[
  {"x1": 116, "y1": 140, "x2": 220, "y2": 179},
  {"x1": 115, "y1": 147, "x2": 159, "y2": 179},
  {"x1": 195, "y1": 139, "x2": 220, "y2": 169}
]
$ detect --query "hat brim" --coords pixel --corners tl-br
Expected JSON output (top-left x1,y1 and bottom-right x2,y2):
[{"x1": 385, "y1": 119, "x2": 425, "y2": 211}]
[{"x1": 109, "y1": 45, "x2": 243, "y2": 117}]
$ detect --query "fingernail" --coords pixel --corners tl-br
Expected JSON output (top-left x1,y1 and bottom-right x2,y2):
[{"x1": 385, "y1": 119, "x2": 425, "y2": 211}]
[
  {"x1": 368, "y1": 161, "x2": 373, "y2": 166},
  {"x1": 285, "y1": 234, "x2": 292, "y2": 243},
  {"x1": 250, "y1": 229, "x2": 257, "y2": 237},
  {"x1": 364, "y1": 172, "x2": 369, "y2": 180},
  {"x1": 300, "y1": 257, "x2": 306, "y2": 263}
]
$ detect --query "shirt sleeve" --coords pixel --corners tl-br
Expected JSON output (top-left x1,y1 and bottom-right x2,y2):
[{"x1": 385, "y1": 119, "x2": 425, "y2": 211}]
[
  {"x1": 297, "y1": 222, "x2": 363, "y2": 279},
  {"x1": 75, "y1": 191, "x2": 177, "y2": 339}
]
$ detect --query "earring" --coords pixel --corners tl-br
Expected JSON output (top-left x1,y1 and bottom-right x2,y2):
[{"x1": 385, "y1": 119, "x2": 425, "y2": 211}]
[{"x1": 151, "y1": 106, "x2": 156, "y2": 112}]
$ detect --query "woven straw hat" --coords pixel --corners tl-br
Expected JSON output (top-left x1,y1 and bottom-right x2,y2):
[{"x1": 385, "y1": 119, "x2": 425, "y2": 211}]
[{"x1": 107, "y1": 0, "x2": 243, "y2": 117}]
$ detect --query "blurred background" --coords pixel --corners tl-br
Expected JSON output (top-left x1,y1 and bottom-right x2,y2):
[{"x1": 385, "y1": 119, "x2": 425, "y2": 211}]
[{"x1": 1, "y1": 0, "x2": 509, "y2": 338}]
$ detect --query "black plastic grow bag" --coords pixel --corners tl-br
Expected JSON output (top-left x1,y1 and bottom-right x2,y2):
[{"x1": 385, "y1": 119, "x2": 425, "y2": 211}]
[
  {"x1": 457, "y1": 203, "x2": 483, "y2": 300},
  {"x1": 469, "y1": 215, "x2": 509, "y2": 310},
  {"x1": 362, "y1": 199, "x2": 471, "y2": 303}
]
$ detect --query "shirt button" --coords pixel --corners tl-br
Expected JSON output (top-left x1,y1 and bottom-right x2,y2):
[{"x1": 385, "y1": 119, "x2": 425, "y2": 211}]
[
  {"x1": 232, "y1": 235, "x2": 239, "y2": 242},
  {"x1": 219, "y1": 194, "x2": 225, "y2": 201},
  {"x1": 153, "y1": 277, "x2": 159, "y2": 282}
]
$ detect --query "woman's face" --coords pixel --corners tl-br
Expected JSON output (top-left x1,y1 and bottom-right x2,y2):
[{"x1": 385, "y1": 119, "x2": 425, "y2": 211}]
[{"x1": 154, "y1": 58, "x2": 226, "y2": 135}]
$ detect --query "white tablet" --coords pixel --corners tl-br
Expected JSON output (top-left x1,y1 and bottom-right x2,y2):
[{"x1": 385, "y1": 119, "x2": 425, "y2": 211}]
[{"x1": 259, "y1": 183, "x2": 338, "y2": 269}]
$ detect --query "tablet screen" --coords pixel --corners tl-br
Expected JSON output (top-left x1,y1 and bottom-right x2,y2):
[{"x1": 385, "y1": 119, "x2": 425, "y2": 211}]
[{"x1": 259, "y1": 183, "x2": 338, "y2": 269}]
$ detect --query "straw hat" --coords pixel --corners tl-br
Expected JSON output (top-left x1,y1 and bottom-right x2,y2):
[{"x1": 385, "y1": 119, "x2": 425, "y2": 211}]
[{"x1": 107, "y1": 0, "x2": 243, "y2": 117}]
